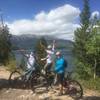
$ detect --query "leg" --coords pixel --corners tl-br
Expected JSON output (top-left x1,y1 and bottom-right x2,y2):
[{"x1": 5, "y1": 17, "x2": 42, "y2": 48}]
[
  {"x1": 41, "y1": 63, "x2": 48, "y2": 75},
  {"x1": 45, "y1": 63, "x2": 52, "y2": 75},
  {"x1": 44, "y1": 63, "x2": 48, "y2": 69},
  {"x1": 57, "y1": 73, "x2": 64, "y2": 95},
  {"x1": 59, "y1": 84, "x2": 63, "y2": 94},
  {"x1": 54, "y1": 74, "x2": 57, "y2": 85}
]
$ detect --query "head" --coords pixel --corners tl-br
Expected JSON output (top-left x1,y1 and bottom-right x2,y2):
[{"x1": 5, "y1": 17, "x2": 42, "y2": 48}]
[
  {"x1": 47, "y1": 45, "x2": 52, "y2": 50},
  {"x1": 30, "y1": 52, "x2": 34, "y2": 56},
  {"x1": 56, "y1": 51, "x2": 61, "y2": 58}
]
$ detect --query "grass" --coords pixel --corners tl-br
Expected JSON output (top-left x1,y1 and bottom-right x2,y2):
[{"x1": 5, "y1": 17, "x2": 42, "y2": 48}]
[
  {"x1": 6, "y1": 59, "x2": 16, "y2": 72},
  {"x1": 77, "y1": 77, "x2": 100, "y2": 92}
]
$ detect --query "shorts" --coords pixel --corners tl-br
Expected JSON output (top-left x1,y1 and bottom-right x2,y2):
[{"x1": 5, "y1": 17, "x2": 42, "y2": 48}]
[
  {"x1": 44, "y1": 63, "x2": 53, "y2": 72},
  {"x1": 57, "y1": 73, "x2": 64, "y2": 85}
]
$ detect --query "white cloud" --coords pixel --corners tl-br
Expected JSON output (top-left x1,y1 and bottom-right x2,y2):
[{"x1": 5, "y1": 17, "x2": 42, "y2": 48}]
[
  {"x1": 7, "y1": 4, "x2": 80, "y2": 40},
  {"x1": 91, "y1": 11, "x2": 100, "y2": 19}
]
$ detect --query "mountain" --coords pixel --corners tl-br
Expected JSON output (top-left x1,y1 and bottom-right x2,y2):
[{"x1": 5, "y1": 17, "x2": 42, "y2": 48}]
[
  {"x1": 11, "y1": 35, "x2": 37, "y2": 50},
  {"x1": 11, "y1": 34, "x2": 73, "y2": 50}
]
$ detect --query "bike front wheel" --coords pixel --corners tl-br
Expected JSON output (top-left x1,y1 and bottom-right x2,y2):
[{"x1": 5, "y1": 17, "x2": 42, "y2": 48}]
[
  {"x1": 63, "y1": 79, "x2": 83, "y2": 99},
  {"x1": 9, "y1": 71, "x2": 22, "y2": 88}
]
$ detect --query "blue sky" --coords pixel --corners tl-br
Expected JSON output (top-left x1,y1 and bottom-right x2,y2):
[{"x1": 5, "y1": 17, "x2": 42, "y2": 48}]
[
  {"x1": 0, "y1": 0, "x2": 100, "y2": 40},
  {"x1": 0, "y1": 0, "x2": 100, "y2": 21}
]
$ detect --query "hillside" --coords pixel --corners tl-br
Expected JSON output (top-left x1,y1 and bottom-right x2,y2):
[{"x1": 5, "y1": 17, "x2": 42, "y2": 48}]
[{"x1": 11, "y1": 34, "x2": 73, "y2": 50}]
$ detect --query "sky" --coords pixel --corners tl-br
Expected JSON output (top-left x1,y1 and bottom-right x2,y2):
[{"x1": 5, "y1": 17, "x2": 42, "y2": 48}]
[{"x1": 0, "y1": 0, "x2": 100, "y2": 40}]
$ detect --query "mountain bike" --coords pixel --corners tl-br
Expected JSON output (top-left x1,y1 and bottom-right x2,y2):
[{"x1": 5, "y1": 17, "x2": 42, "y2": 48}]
[
  {"x1": 8, "y1": 51, "x2": 50, "y2": 91},
  {"x1": 52, "y1": 72, "x2": 83, "y2": 99},
  {"x1": 33, "y1": 68, "x2": 83, "y2": 99},
  {"x1": 8, "y1": 66, "x2": 37, "y2": 91}
]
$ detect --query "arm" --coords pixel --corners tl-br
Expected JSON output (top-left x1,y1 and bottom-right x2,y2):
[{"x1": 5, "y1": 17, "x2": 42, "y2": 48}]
[
  {"x1": 52, "y1": 40, "x2": 55, "y2": 52},
  {"x1": 41, "y1": 55, "x2": 49, "y2": 61},
  {"x1": 41, "y1": 57, "x2": 47, "y2": 61},
  {"x1": 19, "y1": 49, "x2": 29, "y2": 58}
]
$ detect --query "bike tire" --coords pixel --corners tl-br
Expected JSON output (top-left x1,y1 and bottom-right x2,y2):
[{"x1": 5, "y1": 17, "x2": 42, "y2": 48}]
[
  {"x1": 28, "y1": 71, "x2": 38, "y2": 91},
  {"x1": 63, "y1": 79, "x2": 83, "y2": 99},
  {"x1": 8, "y1": 71, "x2": 22, "y2": 88},
  {"x1": 32, "y1": 73, "x2": 48, "y2": 90}
]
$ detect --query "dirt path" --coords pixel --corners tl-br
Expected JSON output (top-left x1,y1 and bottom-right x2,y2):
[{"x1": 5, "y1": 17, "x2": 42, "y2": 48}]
[{"x1": 0, "y1": 67, "x2": 100, "y2": 100}]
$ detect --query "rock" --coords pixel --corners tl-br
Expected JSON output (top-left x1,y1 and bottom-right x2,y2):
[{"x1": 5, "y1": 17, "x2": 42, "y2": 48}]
[
  {"x1": 6, "y1": 90, "x2": 10, "y2": 93},
  {"x1": 39, "y1": 93, "x2": 50, "y2": 100},
  {"x1": 29, "y1": 91, "x2": 34, "y2": 95}
]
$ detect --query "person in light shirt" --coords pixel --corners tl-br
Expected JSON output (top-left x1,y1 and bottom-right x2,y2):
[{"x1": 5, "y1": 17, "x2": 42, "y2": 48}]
[
  {"x1": 41, "y1": 40, "x2": 55, "y2": 74},
  {"x1": 20, "y1": 50, "x2": 35, "y2": 71},
  {"x1": 26, "y1": 52, "x2": 35, "y2": 70}
]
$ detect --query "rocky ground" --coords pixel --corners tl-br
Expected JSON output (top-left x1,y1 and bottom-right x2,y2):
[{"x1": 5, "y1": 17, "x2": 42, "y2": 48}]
[{"x1": 0, "y1": 67, "x2": 100, "y2": 100}]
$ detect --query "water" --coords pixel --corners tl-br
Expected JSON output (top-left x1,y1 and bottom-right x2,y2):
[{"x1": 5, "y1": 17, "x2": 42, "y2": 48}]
[
  {"x1": 62, "y1": 50, "x2": 75, "y2": 72},
  {"x1": 13, "y1": 49, "x2": 74, "y2": 72}
]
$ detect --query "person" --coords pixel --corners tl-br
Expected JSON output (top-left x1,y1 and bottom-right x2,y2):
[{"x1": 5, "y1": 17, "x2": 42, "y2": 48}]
[
  {"x1": 41, "y1": 40, "x2": 56, "y2": 74},
  {"x1": 19, "y1": 50, "x2": 36, "y2": 82},
  {"x1": 55, "y1": 51, "x2": 67, "y2": 96},
  {"x1": 26, "y1": 52, "x2": 35, "y2": 70},
  {"x1": 20, "y1": 50, "x2": 35, "y2": 71}
]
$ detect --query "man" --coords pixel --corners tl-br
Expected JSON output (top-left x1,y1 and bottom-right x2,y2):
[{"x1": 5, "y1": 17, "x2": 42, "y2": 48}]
[
  {"x1": 41, "y1": 40, "x2": 55, "y2": 74},
  {"x1": 55, "y1": 51, "x2": 67, "y2": 96}
]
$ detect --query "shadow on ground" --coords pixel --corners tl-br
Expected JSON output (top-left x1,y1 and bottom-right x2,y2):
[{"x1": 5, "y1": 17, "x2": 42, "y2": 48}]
[
  {"x1": 0, "y1": 79, "x2": 9, "y2": 89},
  {"x1": 0, "y1": 78, "x2": 100, "y2": 100},
  {"x1": 83, "y1": 96, "x2": 100, "y2": 100},
  {"x1": 0, "y1": 78, "x2": 48, "y2": 92},
  {"x1": 0, "y1": 78, "x2": 33, "y2": 90}
]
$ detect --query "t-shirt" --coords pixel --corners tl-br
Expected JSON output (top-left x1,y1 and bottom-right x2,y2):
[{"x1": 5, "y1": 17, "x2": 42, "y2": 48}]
[
  {"x1": 55, "y1": 57, "x2": 65, "y2": 74},
  {"x1": 46, "y1": 50, "x2": 55, "y2": 64},
  {"x1": 26, "y1": 54, "x2": 35, "y2": 70}
]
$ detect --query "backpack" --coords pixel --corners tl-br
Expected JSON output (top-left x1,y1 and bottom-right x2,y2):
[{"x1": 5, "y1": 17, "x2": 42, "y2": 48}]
[{"x1": 63, "y1": 59, "x2": 68, "y2": 68}]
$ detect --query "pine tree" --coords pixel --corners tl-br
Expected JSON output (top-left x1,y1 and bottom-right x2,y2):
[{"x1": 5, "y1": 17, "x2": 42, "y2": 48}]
[
  {"x1": 80, "y1": 0, "x2": 90, "y2": 28},
  {"x1": 74, "y1": 0, "x2": 91, "y2": 62},
  {"x1": 0, "y1": 25, "x2": 12, "y2": 65},
  {"x1": 73, "y1": 0, "x2": 91, "y2": 79},
  {"x1": 35, "y1": 37, "x2": 47, "y2": 70}
]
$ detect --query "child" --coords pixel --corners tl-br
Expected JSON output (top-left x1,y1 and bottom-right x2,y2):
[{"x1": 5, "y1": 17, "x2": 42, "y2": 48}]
[{"x1": 41, "y1": 40, "x2": 55, "y2": 74}]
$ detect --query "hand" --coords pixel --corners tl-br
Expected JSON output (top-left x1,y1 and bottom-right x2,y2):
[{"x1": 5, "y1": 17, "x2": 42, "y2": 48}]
[
  {"x1": 53, "y1": 40, "x2": 56, "y2": 43},
  {"x1": 41, "y1": 58, "x2": 44, "y2": 61},
  {"x1": 20, "y1": 49, "x2": 25, "y2": 51},
  {"x1": 41, "y1": 69, "x2": 46, "y2": 75}
]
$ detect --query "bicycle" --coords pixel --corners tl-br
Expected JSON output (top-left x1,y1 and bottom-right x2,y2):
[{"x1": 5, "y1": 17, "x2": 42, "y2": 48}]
[
  {"x1": 51, "y1": 72, "x2": 83, "y2": 99},
  {"x1": 33, "y1": 68, "x2": 83, "y2": 99},
  {"x1": 8, "y1": 50, "x2": 39, "y2": 90},
  {"x1": 8, "y1": 52, "x2": 52, "y2": 91},
  {"x1": 8, "y1": 66, "x2": 37, "y2": 90}
]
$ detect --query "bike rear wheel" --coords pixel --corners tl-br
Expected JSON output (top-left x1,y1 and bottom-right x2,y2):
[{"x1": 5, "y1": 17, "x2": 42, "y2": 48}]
[
  {"x1": 31, "y1": 72, "x2": 49, "y2": 91},
  {"x1": 28, "y1": 71, "x2": 39, "y2": 91},
  {"x1": 63, "y1": 79, "x2": 83, "y2": 99},
  {"x1": 9, "y1": 71, "x2": 22, "y2": 88}
]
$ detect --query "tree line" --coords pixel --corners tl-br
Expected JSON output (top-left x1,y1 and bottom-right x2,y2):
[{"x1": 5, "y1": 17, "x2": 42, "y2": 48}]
[
  {"x1": 0, "y1": 25, "x2": 12, "y2": 65},
  {"x1": 73, "y1": 0, "x2": 100, "y2": 80}
]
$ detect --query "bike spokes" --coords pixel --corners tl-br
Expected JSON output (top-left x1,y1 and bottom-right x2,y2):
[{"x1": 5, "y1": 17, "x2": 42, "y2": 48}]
[
  {"x1": 9, "y1": 71, "x2": 22, "y2": 88},
  {"x1": 69, "y1": 80, "x2": 83, "y2": 99},
  {"x1": 63, "y1": 80, "x2": 83, "y2": 99}
]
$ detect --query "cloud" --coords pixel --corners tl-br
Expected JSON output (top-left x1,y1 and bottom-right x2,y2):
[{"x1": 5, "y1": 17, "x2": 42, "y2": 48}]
[
  {"x1": 7, "y1": 4, "x2": 80, "y2": 40},
  {"x1": 91, "y1": 11, "x2": 100, "y2": 19}
]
